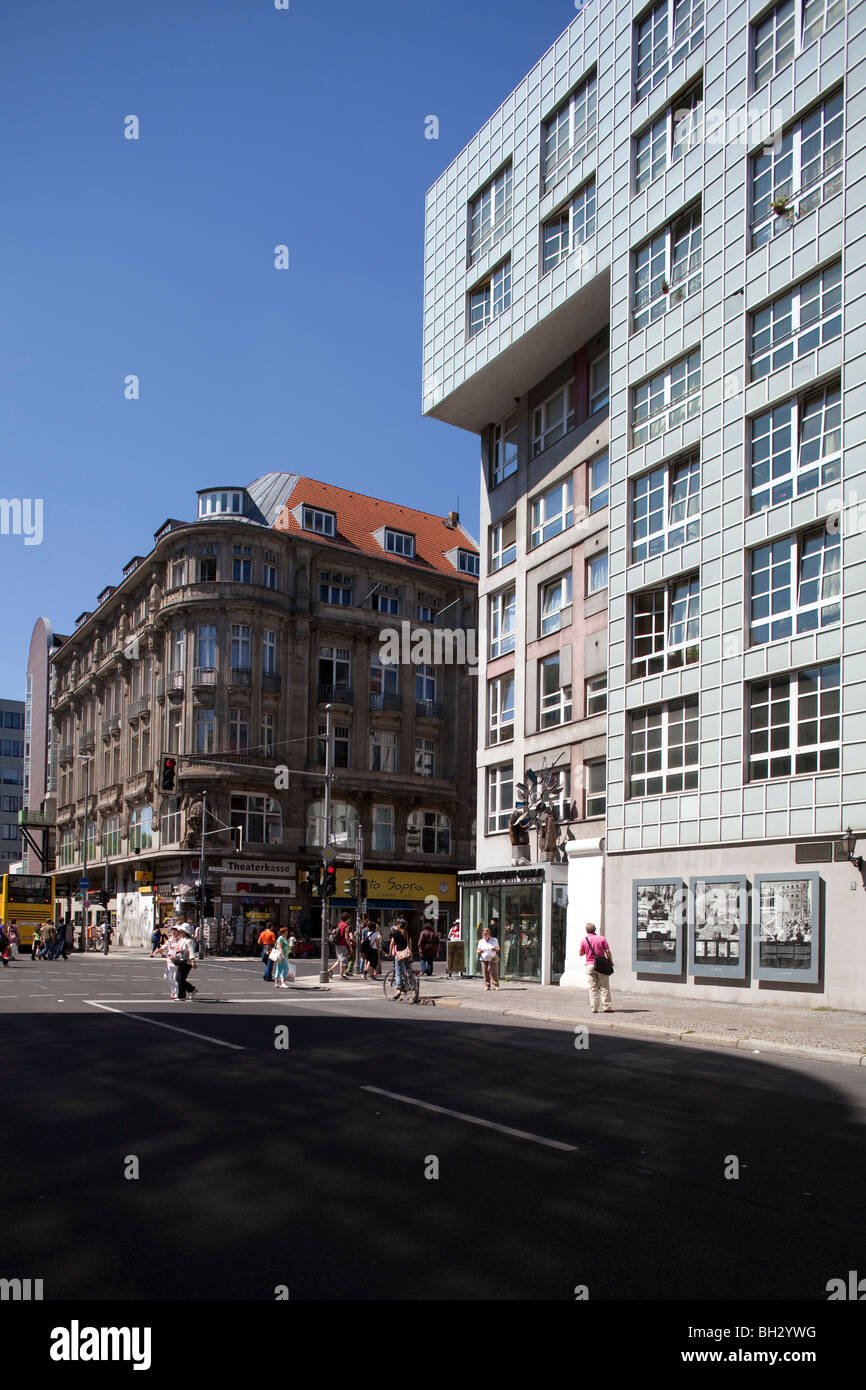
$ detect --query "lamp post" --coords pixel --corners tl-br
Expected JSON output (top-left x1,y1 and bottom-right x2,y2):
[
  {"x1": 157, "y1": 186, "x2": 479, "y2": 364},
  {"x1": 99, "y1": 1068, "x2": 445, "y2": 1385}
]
[
  {"x1": 843, "y1": 827, "x2": 863, "y2": 874},
  {"x1": 78, "y1": 755, "x2": 91, "y2": 953},
  {"x1": 319, "y1": 705, "x2": 333, "y2": 984}
]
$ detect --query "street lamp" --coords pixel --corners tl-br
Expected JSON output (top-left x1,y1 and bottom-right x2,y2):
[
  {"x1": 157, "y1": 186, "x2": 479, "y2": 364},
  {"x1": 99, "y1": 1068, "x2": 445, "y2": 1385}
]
[
  {"x1": 319, "y1": 704, "x2": 333, "y2": 985},
  {"x1": 78, "y1": 755, "x2": 92, "y2": 953},
  {"x1": 843, "y1": 827, "x2": 863, "y2": 873}
]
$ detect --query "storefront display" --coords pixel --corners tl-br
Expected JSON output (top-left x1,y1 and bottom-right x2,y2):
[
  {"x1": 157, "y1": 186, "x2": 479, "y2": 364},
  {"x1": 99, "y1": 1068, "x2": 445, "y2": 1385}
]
[
  {"x1": 633, "y1": 879, "x2": 684, "y2": 974},
  {"x1": 688, "y1": 876, "x2": 748, "y2": 979},
  {"x1": 753, "y1": 873, "x2": 820, "y2": 982}
]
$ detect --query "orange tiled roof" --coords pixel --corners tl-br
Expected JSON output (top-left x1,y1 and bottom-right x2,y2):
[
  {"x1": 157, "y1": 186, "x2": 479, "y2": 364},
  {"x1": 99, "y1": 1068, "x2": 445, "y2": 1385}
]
[{"x1": 273, "y1": 477, "x2": 478, "y2": 580}]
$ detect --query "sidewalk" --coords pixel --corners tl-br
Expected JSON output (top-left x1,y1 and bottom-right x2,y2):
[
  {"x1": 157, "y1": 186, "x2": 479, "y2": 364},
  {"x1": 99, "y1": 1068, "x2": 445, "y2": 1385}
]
[{"x1": 418, "y1": 974, "x2": 866, "y2": 1068}]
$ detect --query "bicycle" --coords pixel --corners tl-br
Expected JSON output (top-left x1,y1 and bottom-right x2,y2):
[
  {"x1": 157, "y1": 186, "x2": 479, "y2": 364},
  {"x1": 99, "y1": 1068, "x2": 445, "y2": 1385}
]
[
  {"x1": 383, "y1": 962, "x2": 420, "y2": 1004},
  {"x1": 86, "y1": 928, "x2": 105, "y2": 952}
]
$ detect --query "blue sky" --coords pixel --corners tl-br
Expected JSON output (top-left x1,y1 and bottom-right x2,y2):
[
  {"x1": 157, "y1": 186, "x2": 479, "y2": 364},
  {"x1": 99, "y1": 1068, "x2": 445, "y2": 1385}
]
[{"x1": 2, "y1": 0, "x2": 580, "y2": 684}]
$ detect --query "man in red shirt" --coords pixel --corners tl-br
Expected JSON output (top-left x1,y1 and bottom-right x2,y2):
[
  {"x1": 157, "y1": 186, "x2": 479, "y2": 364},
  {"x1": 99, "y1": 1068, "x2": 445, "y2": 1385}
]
[
  {"x1": 579, "y1": 922, "x2": 614, "y2": 1013},
  {"x1": 329, "y1": 917, "x2": 351, "y2": 979},
  {"x1": 257, "y1": 924, "x2": 277, "y2": 982}
]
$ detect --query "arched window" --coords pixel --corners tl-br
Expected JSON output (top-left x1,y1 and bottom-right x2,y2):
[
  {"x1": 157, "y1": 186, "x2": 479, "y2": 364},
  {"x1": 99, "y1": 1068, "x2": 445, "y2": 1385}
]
[
  {"x1": 407, "y1": 810, "x2": 451, "y2": 855},
  {"x1": 306, "y1": 799, "x2": 359, "y2": 849}
]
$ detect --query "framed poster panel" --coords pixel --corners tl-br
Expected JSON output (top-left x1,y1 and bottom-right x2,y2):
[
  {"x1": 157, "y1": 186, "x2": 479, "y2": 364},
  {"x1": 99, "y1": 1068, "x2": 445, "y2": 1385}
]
[
  {"x1": 688, "y1": 876, "x2": 748, "y2": 979},
  {"x1": 632, "y1": 878, "x2": 684, "y2": 974},
  {"x1": 752, "y1": 874, "x2": 820, "y2": 984}
]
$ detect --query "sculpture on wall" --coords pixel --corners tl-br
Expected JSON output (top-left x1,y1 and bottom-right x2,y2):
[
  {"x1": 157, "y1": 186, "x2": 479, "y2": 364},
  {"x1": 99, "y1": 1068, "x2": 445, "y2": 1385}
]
[
  {"x1": 182, "y1": 794, "x2": 204, "y2": 849},
  {"x1": 513, "y1": 761, "x2": 578, "y2": 864}
]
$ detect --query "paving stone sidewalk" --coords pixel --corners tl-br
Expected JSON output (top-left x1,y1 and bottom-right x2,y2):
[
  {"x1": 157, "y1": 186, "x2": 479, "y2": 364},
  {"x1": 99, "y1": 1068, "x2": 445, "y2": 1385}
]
[{"x1": 418, "y1": 973, "x2": 866, "y2": 1067}]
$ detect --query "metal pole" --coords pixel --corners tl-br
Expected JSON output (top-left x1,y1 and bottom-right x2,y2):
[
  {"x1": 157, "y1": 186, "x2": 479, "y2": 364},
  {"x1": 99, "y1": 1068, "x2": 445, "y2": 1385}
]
[
  {"x1": 199, "y1": 788, "x2": 208, "y2": 952},
  {"x1": 319, "y1": 705, "x2": 332, "y2": 984},
  {"x1": 354, "y1": 824, "x2": 364, "y2": 974},
  {"x1": 79, "y1": 758, "x2": 89, "y2": 953}
]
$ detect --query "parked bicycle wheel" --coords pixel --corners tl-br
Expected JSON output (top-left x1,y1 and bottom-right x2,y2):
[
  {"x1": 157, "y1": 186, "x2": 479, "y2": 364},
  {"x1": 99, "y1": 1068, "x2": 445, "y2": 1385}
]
[
  {"x1": 383, "y1": 969, "x2": 400, "y2": 1001},
  {"x1": 404, "y1": 969, "x2": 420, "y2": 1004}
]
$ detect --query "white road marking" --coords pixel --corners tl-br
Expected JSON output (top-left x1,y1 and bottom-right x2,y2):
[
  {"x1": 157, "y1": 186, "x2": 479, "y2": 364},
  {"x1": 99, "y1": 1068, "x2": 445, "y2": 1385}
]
[
  {"x1": 361, "y1": 1086, "x2": 578, "y2": 1152},
  {"x1": 84, "y1": 1001, "x2": 245, "y2": 1050}
]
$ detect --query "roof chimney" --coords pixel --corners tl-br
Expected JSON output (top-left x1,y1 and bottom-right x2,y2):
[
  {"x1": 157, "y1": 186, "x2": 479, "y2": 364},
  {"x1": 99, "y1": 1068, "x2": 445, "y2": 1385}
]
[{"x1": 444, "y1": 510, "x2": 460, "y2": 529}]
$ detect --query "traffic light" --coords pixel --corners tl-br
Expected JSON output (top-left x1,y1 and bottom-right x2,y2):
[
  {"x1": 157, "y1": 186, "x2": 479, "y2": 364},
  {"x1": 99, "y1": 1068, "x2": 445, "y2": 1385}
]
[
  {"x1": 323, "y1": 864, "x2": 337, "y2": 897},
  {"x1": 160, "y1": 755, "x2": 177, "y2": 792},
  {"x1": 345, "y1": 875, "x2": 358, "y2": 899}
]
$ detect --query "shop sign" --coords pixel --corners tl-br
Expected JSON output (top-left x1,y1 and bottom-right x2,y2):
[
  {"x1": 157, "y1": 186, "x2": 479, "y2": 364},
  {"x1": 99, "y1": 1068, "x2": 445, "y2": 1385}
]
[
  {"x1": 217, "y1": 859, "x2": 295, "y2": 876},
  {"x1": 336, "y1": 870, "x2": 456, "y2": 901}
]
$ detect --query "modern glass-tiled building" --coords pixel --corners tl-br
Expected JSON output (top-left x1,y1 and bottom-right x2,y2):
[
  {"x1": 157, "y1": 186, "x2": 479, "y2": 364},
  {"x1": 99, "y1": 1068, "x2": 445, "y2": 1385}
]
[{"x1": 424, "y1": 0, "x2": 864, "y2": 1006}]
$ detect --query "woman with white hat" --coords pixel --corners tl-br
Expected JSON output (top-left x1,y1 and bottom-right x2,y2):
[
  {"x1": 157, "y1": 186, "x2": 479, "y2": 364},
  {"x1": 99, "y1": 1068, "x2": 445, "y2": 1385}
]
[{"x1": 173, "y1": 923, "x2": 199, "y2": 1000}]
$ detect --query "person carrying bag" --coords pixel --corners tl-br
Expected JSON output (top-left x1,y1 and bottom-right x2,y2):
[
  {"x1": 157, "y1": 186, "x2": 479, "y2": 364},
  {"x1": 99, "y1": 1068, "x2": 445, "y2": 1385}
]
[{"x1": 579, "y1": 922, "x2": 613, "y2": 1014}]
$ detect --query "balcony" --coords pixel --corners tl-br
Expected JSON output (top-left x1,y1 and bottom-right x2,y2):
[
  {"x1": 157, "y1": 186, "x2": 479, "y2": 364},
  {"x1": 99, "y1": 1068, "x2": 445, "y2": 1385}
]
[
  {"x1": 129, "y1": 696, "x2": 151, "y2": 720},
  {"x1": 228, "y1": 667, "x2": 252, "y2": 688},
  {"x1": 78, "y1": 731, "x2": 95, "y2": 753},
  {"x1": 318, "y1": 684, "x2": 353, "y2": 706},
  {"x1": 370, "y1": 692, "x2": 403, "y2": 712},
  {"x1": 192, "y1": 667, "x2": 217, "y2": 688},
  {"x1": 157, "y1": 672, "x2": 184, "y2": 700},
  {"x1": 415, "y1": 700, "x2": 444, "y2": 720},
  {"x1": 262, "y1": 672, "x2": 281, "y2": 692},
  {"x1": 59, "y1": 744, "x2": 74, "y2": 762}
]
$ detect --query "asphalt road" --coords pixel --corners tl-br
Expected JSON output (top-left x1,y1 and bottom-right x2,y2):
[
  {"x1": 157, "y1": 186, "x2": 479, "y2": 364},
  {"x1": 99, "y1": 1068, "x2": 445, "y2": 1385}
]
[{"x1": 2, "y1": 952, "x2": 864, "y2": 1302}]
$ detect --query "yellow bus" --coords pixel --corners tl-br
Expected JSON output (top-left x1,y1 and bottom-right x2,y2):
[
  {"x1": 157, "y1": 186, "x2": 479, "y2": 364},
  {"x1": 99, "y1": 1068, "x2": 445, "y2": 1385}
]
[{"x1": 0, "y1": 874, "x2": 56, "y2": 948}]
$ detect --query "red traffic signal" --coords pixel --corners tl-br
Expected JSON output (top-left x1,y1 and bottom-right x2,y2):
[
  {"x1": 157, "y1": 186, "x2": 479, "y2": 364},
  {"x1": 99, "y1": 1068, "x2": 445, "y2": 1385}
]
[
  {"x1": 160, "y1": 755, "x2": 177, "y2": 792},
  {"x1": 323, "y1": 864, "x2": 337, "y2": 896}
]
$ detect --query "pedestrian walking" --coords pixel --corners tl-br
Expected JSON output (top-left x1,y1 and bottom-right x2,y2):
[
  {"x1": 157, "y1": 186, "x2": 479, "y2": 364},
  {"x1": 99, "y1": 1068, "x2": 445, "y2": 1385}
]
[
  {"x1": 364, "y1": 923, "x2": 382, "y2": 979},
  {"x1": 388, "y1": 917, "x2": 412, "y2": 994},
  {"x1": 40, "y1": 923, "x2": 57, "y2": 962},
  {"x1": 579, "y1": 922, "x2": 613, "y2": 1013},
  {"x1": 149, "y1": 925, "x2": 163, "y2": 957},
  {"x1": 0, "y1": 927, "x2": 11, "y2": 967},
  {"x1": 328, "y1": 916, "x2": 351, "y2": 979},
  {"x1": 159, "y1": 926, "x2": 181, "y2": 998},
  {"x1": 272, "y1": 926, "x2": 294, "y2": 989},
  {"x1": 418, "y1": 922, "x2": 440, "y2": 977},
  {"x1": 7, "y1": 923, "x2": 19, "y2": 958},
  {"x1": 173, "y1": 924, "x2": 199, "y2": 1000},
  {"x1": 476, "y1": 925, "x2": 500, "y2": 990},
  {"x1": 257, "y1": 924, "x2": 277, "y2": 982},
  {"x1": 52, "y1": 920, "x2": 69, "y2": 961},
  {"x1": 344, "y1": 921, "x2": 357, "y2": 977},
  {"x1": 30, "y1": 925, "x2": 42, "y2": 960}
]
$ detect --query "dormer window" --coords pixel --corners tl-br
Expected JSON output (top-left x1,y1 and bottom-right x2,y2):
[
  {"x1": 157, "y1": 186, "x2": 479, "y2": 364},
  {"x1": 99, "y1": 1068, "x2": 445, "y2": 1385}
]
[
  {"x1": 198, "y1": 491, "x2": 243, "y2": 518},
  {"x1": 457, "y1": 549, "x2": 479, "y2": 576},
  {"x1": 384, "y1": 529, "x2": 415, "y2": 558},
  {"x1": 302, "y1": 506, "x2": 336, "y2": 537}
]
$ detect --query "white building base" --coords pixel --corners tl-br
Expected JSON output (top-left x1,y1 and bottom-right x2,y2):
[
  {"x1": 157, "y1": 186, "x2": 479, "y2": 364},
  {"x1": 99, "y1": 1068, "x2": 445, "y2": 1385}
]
[{"x1": 560, "y1": 838, "x2": 604, "y2": 988}]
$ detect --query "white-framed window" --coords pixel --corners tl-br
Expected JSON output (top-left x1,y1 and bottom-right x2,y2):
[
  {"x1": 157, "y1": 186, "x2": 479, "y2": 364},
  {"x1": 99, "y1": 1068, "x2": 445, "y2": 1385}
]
[
  {"x1": 231, "y1": 624, "x2": 251, "y2": 671},
  {"x1": 633, "y1": 206, "x2": 702, "y2": 331},
  {"x1": 543, "y1": 73, "x2": 598, "y2": 193},
  {"x1": 169, "y1": 558, "x2": 186, "y2": 589},
  {"x1": 749, "y1": 381, "x2": 841, "y2": 513},
  {"x1": 585, "y1": 674, "x2": 607, "y2": 717},
  {"x1": 260, "y1": 712, "x2": 275, "y2": 755},
  {"x1": 171, "y1": 628, "x2": 185, "y2": 672},
  {"x1": 372, "y1": 804, "x2": 395, "y2": 853},
  {"x1": 195, "y1": 708, "x2": 215, "y2": 754},
  {"x1": 370, "y1": 729, "x2": 399, "y2": 773},
  {"x1": 589, "y1": 452, "x2": 609, "y2": 512},
  {"x1": 489, "y1": 516, "x2": 517, "y2": 572},
  {"x1": 102, "y1": 815, "x2": 121, "y2": 857},
  {"x1": 229, "y1": 708, "x2": 249, "y2": 753},
  {"x1": 631, "y1": 453, "x2": 700, "y2": 561},
  {"x1": 130, "y1": 805, "x2": 153, "y2": 852},
  {"x1": 530, "y1": 478, "x2": 573, "y2": 547},
  {"x1": 263, "y1": 561, "x2": 279, "y2": 590},
  {"x1": 468, "y1": 163, "x2": 512, "y2": 264},
  {"x1": 532, "y1": 383, "x2": 575, "y2": 456},
  {"x1": 457, "y1": 549, "x2": 479, "y2": 576},
  {"x1": 487, "y1": 764, "x2": 514, "y2": 833},
  {"x1": 416, "y1": 665, "x2": 437, "y2": 703},
  {"x1": 370, "y1": 659, "x2": 399, "y2": 698},
  {"x1": 262, "y1": 629, "x2": 276, "y2": 675},
  {"x1": 306, "y1": 799, "x2": 358, "y2": 849},
  {"x1": 634, "y1": 83, "x2": 703, "y2": 192},
  {"x1": 539, "y1": 656, "x2": 573, "y2": 729},
  {"x1": 489, "y1": 587, "x2": 516, "y2": 658},
  {"x1": 488, "y1": 675, "x2": 515, "y2": 745},
  {"x1": 748, "y1": 662, "x2": 840, "y2": 779},
  {"x1": 302, "y1": 506, "x2": 336, "y2": 537},
  {"x1": 232, "y1": 555, "x2": 252, "y2": 583},
  {"x1": 59, "y1": 830, "x2": 74, "y2": 866},
  {"x1": 160, "y1": 797, "x2": 181, "y2": 845},
  {"x1": 749, "y1": 527, "x2": 841, "y2": 645},
  {"x1": 195, "y1": 624, "x2": 216, "y2": 669},
  {"x1": 230, "y1": 794, "x2": 283, "y2": 845},
  {"x1": 750, "y1": 262, "x2": 842, "y2": 381},
  {"x1": 632, "y1": 351, "x2": 701, "y2": 446},
  {"x1": 319, "y1": 722, "x2": 350, "y2": 768},
  {"x1": 631, "y1": 574, "x2": 700, "y2": 678},
  {"x1": 85, "y1": 822, "x2": 97, "y2": 861},
  {"x1": 371, "y1": 591, "x2": 401, "y2": 615},
  {"x1": 319, "y1": 571, "x2": 353, "y2": 606},
  {"x1": 584, "y1": 760, "x2": 606, "y2": 817},
  {"x1": 416, "y1": 602, "x2": 436, "y2": 623},
  {"x1": 629, "y1": 697, "x2": 699, "y2": 797},
  {"x1": 468, "y1": 260, "x2": 511, "y2": 337},
  {"x1": 542, "y1": 181, "x2": 596, "y2": 275},
  {"x1": 198, "y1": 490, "x2": 243, "y2": 517},
  {"x1": 415, "y1": 737, "x2": 437, "y2": 778},
  {"x1": 540, "y1": 574, "x2": 573, "y2": 636},
  {"x1": 407, "y1": 810, "x2": 451, "y2": 855},
  {"x1": 589, "y1": 353, "x2": 610, "y2": 414},
  {"x1": 490, "y1": 411, "x2": 519, "y2": 486},
  {"x1": 634, "y1": 0, "x2": 704, "y2": 103},
  {"x1": 753, "y1": 0, "x2": 843, "y2": 91},
  {"x1": 384, "y1": 529, "x2": 416, "y2": 558},
  {"x1": 318, "y1": 646, "x2": 351, "y2": 692},
  {"x1": 586, "y1": 552, "x2": 609, "y2": 595},
  {"x1": 751, "y1": 92, "x2": 843, "y2": 249}
]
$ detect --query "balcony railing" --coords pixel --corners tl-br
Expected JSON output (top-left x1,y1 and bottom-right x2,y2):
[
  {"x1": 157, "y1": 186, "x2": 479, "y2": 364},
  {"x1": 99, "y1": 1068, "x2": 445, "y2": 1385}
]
[
  {"x1": 130, "y1": 696, "x2": 151, "y2": 719},
  {"x1": 157, "y1": 672, "x2": 184, "y2": 699},
  {"x1": 370, "y1": 692, "x2": 403, "y2": 712},
  {"x1": 229, "y1": 667, "x2": 252, "y2": 687},
  {"x1": 192, "y1": 667, "x2": 217, "y2": 687},
  {"x1": 262, "y1": 673, "x2": 281, "y2": 692},
  {"x1": 415, "y1": 700, "x2": 444, "y2": 720},
  {"x1": 59, "y1": 744, "x2": 74, "y2": 762},
  {"x1": 78, "y1": 731, "x2": 95, "y2": 752},
  {"x1": 318, "y1": 684, "x2": 353, "y2": 705}
]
